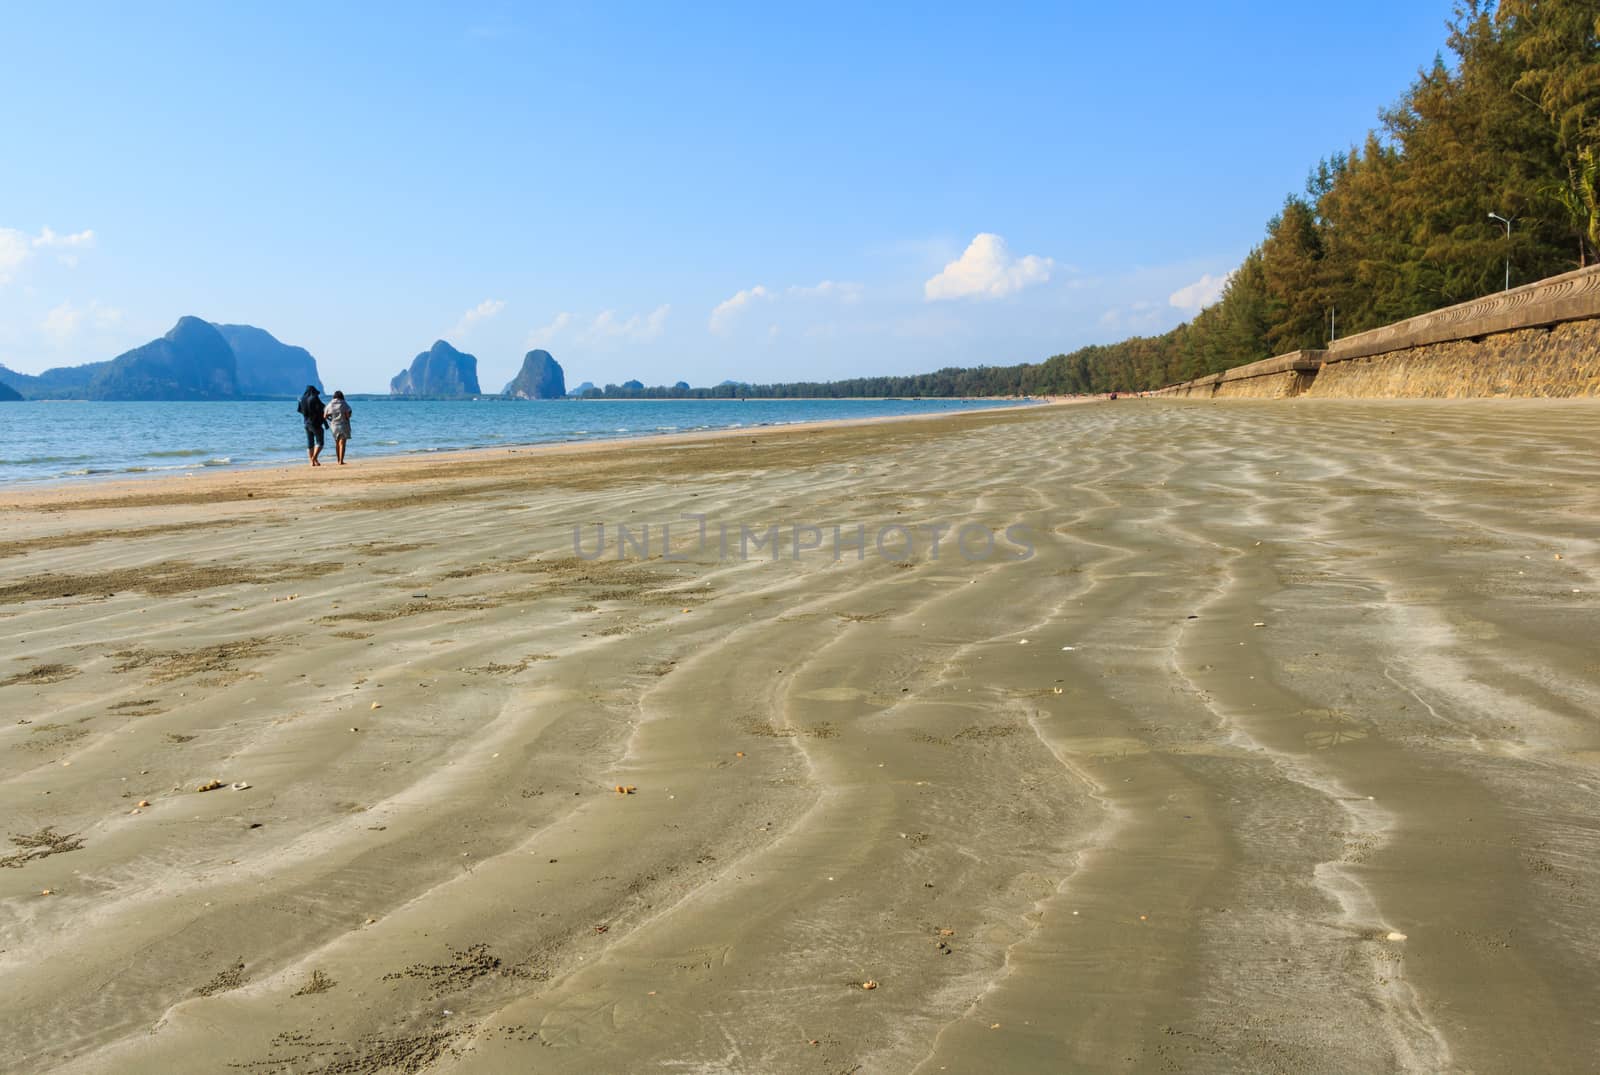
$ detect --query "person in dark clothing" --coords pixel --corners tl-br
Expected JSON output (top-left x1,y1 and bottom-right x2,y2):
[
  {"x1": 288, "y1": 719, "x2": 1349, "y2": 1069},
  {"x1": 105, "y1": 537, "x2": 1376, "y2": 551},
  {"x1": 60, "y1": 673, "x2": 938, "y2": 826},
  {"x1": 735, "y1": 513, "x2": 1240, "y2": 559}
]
[{"x1": 297, "y1": 385, "x2": 327, "y2": 466}]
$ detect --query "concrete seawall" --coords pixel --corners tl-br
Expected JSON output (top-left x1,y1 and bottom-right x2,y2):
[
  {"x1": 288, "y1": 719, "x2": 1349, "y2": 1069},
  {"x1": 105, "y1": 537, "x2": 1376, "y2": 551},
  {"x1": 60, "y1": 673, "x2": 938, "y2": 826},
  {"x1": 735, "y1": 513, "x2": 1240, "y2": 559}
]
[
  {"x1": 1309, "y1": 320, "x2": 1600, "y2": 397},
  {"x1": 1155, "y1": 263, "x2": 1600, "y2": 398}
]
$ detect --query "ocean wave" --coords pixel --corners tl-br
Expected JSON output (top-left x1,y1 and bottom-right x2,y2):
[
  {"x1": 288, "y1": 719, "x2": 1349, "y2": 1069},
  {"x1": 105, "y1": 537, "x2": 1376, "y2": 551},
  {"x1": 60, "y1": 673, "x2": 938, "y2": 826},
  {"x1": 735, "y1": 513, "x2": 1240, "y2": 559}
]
[
  {"x1": 0, "y1": 455, "x2": 93, "y2": 466},
  {"x1": 146, "y1": 448, "x2": 210, "y2": 458}
]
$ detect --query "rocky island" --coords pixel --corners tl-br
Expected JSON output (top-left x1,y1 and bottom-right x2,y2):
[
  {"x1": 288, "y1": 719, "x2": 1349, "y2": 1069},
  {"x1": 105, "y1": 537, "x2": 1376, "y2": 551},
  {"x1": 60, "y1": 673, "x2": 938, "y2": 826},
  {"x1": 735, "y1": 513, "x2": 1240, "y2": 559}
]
[
  {"x1": 502, "y1": 349, "x2": 566, "y2": 399},
  {"x1": 390, "y1": 340, "x2": 481, "y2": 397}
]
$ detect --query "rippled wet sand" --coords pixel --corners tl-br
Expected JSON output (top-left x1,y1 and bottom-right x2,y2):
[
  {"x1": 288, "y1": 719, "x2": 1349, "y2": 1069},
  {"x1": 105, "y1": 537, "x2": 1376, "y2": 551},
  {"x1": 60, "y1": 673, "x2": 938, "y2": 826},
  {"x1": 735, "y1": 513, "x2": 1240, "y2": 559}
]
[{"x1": 2, "y1": 399, "x2": 1597, "y2": 1073}]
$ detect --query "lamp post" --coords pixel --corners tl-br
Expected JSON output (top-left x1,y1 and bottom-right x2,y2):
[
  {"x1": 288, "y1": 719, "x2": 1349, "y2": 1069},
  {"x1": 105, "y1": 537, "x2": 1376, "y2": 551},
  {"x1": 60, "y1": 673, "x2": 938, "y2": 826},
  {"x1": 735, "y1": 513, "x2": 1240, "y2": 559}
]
[{"x1": 1488, "y1": 212, "x2": 1512, "y2": 291}]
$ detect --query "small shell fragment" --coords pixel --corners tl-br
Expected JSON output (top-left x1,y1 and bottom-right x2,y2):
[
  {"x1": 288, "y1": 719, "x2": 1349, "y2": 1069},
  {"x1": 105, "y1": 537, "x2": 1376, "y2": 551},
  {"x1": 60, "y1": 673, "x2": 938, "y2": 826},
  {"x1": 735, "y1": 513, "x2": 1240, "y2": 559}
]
[
  {"x1": 861, "y1": 980, "x2": 878, "y2": 990},
  {"x1": 1386, "y1": 931, "x2": 1407, "y2": 942},
  {"x1": 196, "y1": 780, "x2": 224, "y2": 793}
]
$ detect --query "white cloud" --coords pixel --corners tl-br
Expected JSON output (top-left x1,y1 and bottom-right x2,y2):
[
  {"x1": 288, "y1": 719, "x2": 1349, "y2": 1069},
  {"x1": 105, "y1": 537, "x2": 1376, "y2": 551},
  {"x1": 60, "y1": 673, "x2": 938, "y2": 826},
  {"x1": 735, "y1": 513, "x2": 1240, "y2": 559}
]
[
  {"x1": 581, "y1": 305, "x2": 671, "y2": 343},
  {"x1": 1098, "y1": 300, "x2": 1168, "y2": 333},
  {"x1": 787, "y1": 280, "x2": 863, "y2": 303},
  {"x1": 451, "y1": 298, "x2": 506, "y2": 337},
  {"x1": 528, "y1": 311, "x2": 573, "y2": 345},
  {"x1": 39, "y1": 299, "x2": 122, "y2": 345},
  {"x1": 924, "y1": 233, "x2": 1053, "y2": 301},
  {"x1": 1169, "y1": 272, "x2": 1231, "y2": 312},
  {"x1": 0, "y1": 229, "x2": 29, "y2": 284},
  {"x1": 41, "y1": 302, "x2": 83, "y2": 343},
  {"x1": 2, "y1": 226, "x2": 97, "y2": 283},
  {"x1": 709, "y1": 285, "x2": 770, "y2": 334},
  {"x1": 32, "y1": 227, "x2": 95, "y2": 250},
  {"x1": 528, "y1": 307, "x2": 670, "y2": 347}
]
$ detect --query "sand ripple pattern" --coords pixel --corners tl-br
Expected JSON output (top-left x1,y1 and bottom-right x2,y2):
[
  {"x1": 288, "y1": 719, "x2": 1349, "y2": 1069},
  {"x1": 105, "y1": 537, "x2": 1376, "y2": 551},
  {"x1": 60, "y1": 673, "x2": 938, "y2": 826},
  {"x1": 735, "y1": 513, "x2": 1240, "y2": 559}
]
[{"x1": 1, "y1": 400, "x2": 1598, "y2": 1073}]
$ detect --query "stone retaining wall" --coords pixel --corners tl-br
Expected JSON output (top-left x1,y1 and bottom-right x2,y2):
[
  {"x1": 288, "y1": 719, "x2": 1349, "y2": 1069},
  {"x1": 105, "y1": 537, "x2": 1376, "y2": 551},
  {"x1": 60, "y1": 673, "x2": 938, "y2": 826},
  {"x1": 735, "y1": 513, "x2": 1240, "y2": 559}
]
[
  {"x1": 1214, "y1": 370, "x2": 1310, "y2": 398},
  {"x1": 1155, "y1": 263, "x2": 1600, "y2": 399},
  {"x1": 1306, "y1": 320, "x2": 1600, "y2": 398}
]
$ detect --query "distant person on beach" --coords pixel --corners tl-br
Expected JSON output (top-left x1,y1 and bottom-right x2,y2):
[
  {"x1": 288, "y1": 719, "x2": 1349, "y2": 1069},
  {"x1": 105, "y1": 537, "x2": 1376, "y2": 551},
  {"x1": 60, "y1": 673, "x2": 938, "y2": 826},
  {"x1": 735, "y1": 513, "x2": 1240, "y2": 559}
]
[
  {"x1": 325, "y1": 390, "x2": 353, "y2": 465},
  {"x1": 297, "y1": 385, "x2": 327, "y2": 466}
]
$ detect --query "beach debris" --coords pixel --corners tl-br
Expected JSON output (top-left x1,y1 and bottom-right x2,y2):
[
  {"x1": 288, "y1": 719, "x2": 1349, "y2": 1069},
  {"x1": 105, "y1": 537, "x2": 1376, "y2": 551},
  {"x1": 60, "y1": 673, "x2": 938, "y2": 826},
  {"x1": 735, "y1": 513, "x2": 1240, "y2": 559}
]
[
  {"x1": 594, "y1": 924, "x2": 609, "y2": 934},
  {"x1": 196, "y1": 780, "x2": 225, "y2": 793},
  {"x1": 129, "y1": 809, "x2": 141, "y2": 815},
  {"x1": 1018, "y1": 639, "x2": 1029, "y2": 645},
  {"x1": 1387, "y1": 931, "x2": 1408, "y2": 942},
  {"x1": 137, "y1": 800, "x2": 150, "y2": 807},
  {"x1": 937, "y1": 928, "x2": 956, "y2": 937},
  {"x1": 370, "y1": 702, "x2": 382, "y2": 709},
  {"x1": 990, "y1": 1023, "x2": 1001, "y2": 1030},
  {"x1": 293, "y1": 969, "x2": 336, "y2": 996},
  {"x1": 1139, "y1": 914, "x2": 1148, "y2": 921},
  {"x1": 231, "y1": 782, "x2": 251, "y2": 791},
  {"x1": 350, "y1": 727, "x2": 360, "y2": 732},
  {"x1": 614, "y1": 785, "x2": 637, "y2": 795},
  {"x1": 1052, "y1": 687, "x2": 1064, "y2": 694},
  {"x1": 1252, "y1": 621, "x2": 1266, "y2": 628},
  {"x1": 735, "y1": 751, "x2": 745, "y2": 758},
  {"x1": 861, "y1": 980, "x2": 878, "y2": 990},
  {"x1": 41, "y1": 888, "x2": 53, "y2": 896}
]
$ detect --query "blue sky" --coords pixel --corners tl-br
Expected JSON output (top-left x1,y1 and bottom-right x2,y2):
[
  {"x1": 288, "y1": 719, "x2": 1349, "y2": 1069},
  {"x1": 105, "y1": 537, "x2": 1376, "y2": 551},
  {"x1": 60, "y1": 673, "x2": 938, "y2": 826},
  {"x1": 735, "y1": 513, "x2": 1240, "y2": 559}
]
[{"x1": 2, "y1": 2, "x2": 1457, "y2": 392}]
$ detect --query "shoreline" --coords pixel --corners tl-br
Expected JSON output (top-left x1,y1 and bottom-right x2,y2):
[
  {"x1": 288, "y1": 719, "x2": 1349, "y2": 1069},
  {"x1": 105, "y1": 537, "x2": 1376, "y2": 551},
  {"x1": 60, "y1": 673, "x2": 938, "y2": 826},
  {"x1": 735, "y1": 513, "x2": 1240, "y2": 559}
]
[
  {"x1": 0, "y1": 397, "x2": 1075, "y2": 509},
  {"x1": 0, "y1": 397, "x2": 1061, "y2": 498}
]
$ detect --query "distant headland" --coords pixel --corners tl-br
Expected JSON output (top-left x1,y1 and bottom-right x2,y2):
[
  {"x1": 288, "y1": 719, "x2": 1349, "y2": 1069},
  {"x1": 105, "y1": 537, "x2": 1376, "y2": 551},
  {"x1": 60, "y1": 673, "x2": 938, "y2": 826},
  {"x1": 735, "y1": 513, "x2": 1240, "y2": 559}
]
[{"x1": 0, "y1": 317, "x2": 323, "y2": 401}]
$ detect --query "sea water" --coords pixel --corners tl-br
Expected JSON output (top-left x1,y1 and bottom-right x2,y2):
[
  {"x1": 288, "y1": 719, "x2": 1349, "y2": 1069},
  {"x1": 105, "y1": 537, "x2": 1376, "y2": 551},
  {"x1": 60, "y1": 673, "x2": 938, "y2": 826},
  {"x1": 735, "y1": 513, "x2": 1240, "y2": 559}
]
[{"x1": 0, "y1": 397, "x2": 1033, "y2": 484}]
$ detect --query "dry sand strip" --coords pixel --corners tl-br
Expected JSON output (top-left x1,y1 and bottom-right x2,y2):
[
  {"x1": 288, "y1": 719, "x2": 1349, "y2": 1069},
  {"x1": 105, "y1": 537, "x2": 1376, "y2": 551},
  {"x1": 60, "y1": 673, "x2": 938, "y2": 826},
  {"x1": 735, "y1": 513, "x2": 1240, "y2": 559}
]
[{"x1": 1, "y1": 398, "x2": 1598, "y2": 1073}]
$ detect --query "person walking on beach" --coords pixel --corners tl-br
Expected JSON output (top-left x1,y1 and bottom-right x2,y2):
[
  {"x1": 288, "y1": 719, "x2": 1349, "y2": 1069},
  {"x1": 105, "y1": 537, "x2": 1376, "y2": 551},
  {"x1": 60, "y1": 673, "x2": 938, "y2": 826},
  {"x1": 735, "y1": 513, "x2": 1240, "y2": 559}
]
[
  {"x1": 297, "y1": 384, "x2": 327, "y2": 466},
  {"x1": 325, "y1": 390, "x2": 353, "y2": 465}
]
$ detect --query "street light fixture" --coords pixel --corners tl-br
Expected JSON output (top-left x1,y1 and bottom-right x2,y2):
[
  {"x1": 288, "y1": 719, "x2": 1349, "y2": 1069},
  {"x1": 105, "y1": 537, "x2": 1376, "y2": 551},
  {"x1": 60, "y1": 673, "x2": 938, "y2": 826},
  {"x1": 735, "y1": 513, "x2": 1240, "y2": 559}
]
[{"x1": 1488, "y1": 211, "x2": 1512, "y2": 291}]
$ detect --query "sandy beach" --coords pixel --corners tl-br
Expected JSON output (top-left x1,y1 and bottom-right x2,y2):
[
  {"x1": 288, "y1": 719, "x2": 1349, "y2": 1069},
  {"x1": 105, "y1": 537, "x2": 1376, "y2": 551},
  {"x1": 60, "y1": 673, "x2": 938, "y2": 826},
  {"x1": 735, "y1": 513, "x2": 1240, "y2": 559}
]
[{"x1": 3, "y1": 398, "x2": 1598, "y2": 1073}]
